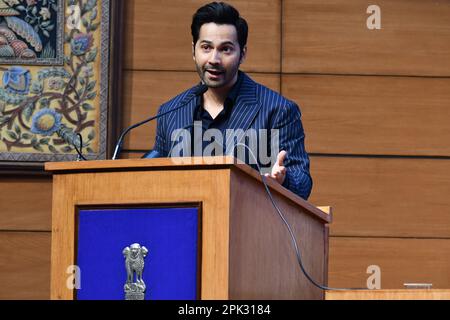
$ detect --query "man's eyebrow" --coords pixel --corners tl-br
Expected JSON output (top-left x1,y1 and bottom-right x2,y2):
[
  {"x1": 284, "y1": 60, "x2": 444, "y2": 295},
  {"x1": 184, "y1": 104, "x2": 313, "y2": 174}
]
[
  {"x1": 199, "y1": 40, "x2": 236, "y2": 46},
  {"x1": 220, "y1": 41, "x2": 236, "y2": 46}
]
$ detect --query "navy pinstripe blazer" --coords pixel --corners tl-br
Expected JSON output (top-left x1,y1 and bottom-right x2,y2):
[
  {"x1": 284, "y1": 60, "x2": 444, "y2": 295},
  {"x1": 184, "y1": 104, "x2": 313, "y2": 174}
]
[{"x1": 153, "y1": 72, "x2": 312, "y2": 200}]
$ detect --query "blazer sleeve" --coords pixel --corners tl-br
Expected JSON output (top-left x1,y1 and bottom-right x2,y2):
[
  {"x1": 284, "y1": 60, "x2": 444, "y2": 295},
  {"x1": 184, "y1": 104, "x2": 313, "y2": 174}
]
[{"x1": 273, "y1": 101, "x2": 313, "y2": 200}]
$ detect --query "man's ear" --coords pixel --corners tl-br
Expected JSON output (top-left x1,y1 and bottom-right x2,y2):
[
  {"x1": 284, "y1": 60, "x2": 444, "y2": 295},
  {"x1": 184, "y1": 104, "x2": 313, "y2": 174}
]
[
  {"x1": 192, "y1": 42, "x2": 196, "y2": 61},
  {"x1": 239, "y1": 46, "x2": 247, "y2": 65}
]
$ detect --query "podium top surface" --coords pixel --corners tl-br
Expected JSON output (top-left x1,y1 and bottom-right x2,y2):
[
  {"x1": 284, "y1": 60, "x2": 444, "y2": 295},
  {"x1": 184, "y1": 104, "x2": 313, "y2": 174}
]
[
  {"x1": 45, "y1": 156, "x2": 237, "y2": 172},
  {"x1": 45, "y1": 156, "x2": 331, "y2": 223}
]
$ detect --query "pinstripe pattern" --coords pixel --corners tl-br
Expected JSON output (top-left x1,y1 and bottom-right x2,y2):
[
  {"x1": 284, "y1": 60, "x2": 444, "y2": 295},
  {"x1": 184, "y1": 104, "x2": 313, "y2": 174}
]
[{"x1": 154, "y1": 72, "x2": 312, "y2": 199}]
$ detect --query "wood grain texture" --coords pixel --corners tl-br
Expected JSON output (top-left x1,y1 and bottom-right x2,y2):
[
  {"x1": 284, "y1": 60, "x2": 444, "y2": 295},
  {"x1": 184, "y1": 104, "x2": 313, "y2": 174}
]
[
  {"x1": 0, "y1": 176, "x2": 52, "y2": 231},
  {"x1": 283, "y1": 0, "x2": 450, "y2": 76},
  {"x1": 329, "y1": 237, "x2": 450, "y2": 289},
  {"x1": 326, "y1": 289, "x2": 450, "y2": 300},
  {"x1": 124, "y1": 0, "x2": 280, "y2": 72},
  {"x1": 282, "y1": 74, "x2": 450, "y2": 156},
  {"x1": 46, "y1": 158, "x2": 330, "y2": 223},
  {"x1": 0, "y1": 232, "x2": 50, "y2": 299},
  {"x1": 51, "y1": 168, "x2": 232, "y2": 299},
  {"x1": 121, "y1": 71, "x2": 198, "y2": 151},
  {"x1": 317, "y1": 206, "x2": 331, "y2": 215},
  {"x1": 48, "y1": 159, "x2": 328, "y2": 299},
  {"x1": 229, "y1": 168, "x2": 327, "y2": 299},
  {"x1": 50, "y1": 174, "x2": 76, "y2": 300},
  {"x1": 309, "y1": 156, "x2": 450, "y2": 238},
  {"x1": 122, "y1": 71, "x2": 280, "y2": 151},
  {"x1": 122, "y1": 151, "x2": 142, "y2": 159}
]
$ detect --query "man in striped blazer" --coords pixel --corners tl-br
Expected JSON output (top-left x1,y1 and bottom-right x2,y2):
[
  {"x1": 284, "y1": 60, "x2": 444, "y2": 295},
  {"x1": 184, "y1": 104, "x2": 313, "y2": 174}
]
[{"x1": 152, "y1": 2, "x2": 312, "y2": 200}]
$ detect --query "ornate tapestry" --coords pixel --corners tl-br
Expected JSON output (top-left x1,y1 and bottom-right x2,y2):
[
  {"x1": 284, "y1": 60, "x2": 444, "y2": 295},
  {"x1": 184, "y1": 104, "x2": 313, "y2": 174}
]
[
  {"x1": 0, "y1": 0, "x2": 64, "y2": 65},
  {"x1": 0, "y1": 0, "x2": 110, "y2": 162}
]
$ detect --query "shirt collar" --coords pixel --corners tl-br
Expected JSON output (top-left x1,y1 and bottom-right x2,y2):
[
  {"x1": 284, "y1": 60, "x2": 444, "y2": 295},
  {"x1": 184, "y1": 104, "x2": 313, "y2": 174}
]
[{"x1": 226, "y1": 70, "x2": 243, "y2": 104}]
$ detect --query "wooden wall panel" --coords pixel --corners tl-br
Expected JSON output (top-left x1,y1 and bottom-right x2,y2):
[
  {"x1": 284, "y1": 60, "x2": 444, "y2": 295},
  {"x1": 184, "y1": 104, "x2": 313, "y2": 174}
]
[
  {"x1": 309, "y1": 156, "x2": 450, "y2": 238},
  {"x1": 283, "y1": 0, "x2": 450, "y2": 76},
  {"x1": 0, "y1": 176, "x2": 52, "y2": 231},
  {"x1": 122, "y1": 152, "x2": 142, "y2": 159},
  {"x1": 124, "y1": 0, "x2": 281, "y2": 72},
  {"x1": 0, "y1": 232, "x2": 50, "y2": 299},
  {"x1": 1, "y1": 0, "x2": 447, "y2": 300},
  {"x1": 329, "y1": 237, "x2": 450, "y2": 289},
  {"x1": 282, "y1": 75, "x2": 450, "y2": 156},
  {"x1": 121, "y1": 71, "x2": 198, "y2": 152},
  {"x1": 122, "y1": 71, "x2": 280, "y2": 151}
]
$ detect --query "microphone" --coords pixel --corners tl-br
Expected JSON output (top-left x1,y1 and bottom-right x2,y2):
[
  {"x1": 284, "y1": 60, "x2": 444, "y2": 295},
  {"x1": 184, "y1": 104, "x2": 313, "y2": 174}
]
[
  {"x1": 58, "y1": 124, "x2": 86, "y2": 161},
  {"x1": 112, "y1": 84, "x2": 208, "y2": 160},
  {"x1": 141, "y1": 149, "x2": 160, "y2": 159},
  {"x1": 142, "y1": 124, "x2": 195, "y2": 159},
  {"x1": 143, "y1": 120, "x2": 205, "y2": 159}
]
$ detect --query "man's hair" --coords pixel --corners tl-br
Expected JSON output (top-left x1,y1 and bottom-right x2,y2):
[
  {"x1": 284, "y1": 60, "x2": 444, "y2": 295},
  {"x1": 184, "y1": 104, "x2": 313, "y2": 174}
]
[{"x1": 191, "y1": 2, "x2": 248, "y2": 53}]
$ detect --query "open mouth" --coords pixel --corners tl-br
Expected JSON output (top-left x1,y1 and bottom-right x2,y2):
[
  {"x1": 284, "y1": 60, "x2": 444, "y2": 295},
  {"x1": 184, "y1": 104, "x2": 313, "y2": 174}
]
[{"x1": 206, "y1": 69, "x2": 224, "y2": 77}]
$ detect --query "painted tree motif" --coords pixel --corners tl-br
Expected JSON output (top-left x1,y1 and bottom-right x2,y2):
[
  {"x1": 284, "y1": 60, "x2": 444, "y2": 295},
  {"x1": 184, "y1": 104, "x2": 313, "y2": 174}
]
[{"x1": 0, "y1": 0, "x2": 100, "y2": 155}]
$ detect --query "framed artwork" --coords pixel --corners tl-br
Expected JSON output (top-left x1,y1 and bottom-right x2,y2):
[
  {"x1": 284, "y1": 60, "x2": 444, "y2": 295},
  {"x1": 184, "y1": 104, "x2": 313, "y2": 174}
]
[{"x1": 0, "y1": 0, "x2": 122, "y2": 167}]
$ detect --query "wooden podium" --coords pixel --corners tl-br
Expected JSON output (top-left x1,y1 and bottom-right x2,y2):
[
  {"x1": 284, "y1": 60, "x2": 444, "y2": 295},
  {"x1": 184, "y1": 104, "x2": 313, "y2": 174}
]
[{"x1": 45, "y1": 156, "x2": 331, "y2": 300}]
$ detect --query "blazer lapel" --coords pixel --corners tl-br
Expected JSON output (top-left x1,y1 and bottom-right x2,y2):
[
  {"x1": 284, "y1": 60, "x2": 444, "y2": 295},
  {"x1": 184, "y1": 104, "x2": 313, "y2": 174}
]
[
  {"x1": 178, "y1": 98, "x2": 196, "y2": 130},
  {"x1": 225, "y1": 73, "x2": 261, "y2": 153},
  {"x1": 167, "y1": 76, "x2": 262, "y2": 155},
  {"x1": 163, "y1": 86, "x2": 199, "y2": 156},
  {"x1": 167, "y1": 87, "x2": 199, "y2": 132}
]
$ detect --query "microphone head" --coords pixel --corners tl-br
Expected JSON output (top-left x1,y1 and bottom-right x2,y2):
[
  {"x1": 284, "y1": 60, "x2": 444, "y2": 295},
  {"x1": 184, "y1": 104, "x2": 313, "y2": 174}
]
[{"x1": 142, "y1": 149, "x2": 160, "y2": 159}]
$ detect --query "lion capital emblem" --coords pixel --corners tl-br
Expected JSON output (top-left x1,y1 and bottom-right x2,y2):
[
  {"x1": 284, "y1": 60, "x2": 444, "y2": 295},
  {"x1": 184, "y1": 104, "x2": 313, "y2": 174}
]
[{"x1": 122, "y1": 243, "x2": 148, "y2": 300}]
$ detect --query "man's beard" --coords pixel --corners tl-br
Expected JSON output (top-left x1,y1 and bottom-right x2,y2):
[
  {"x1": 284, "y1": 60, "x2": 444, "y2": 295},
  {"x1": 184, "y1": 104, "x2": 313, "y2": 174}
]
[{"x1": 195, "y1": 63, "x2": 238, "y2": 89}]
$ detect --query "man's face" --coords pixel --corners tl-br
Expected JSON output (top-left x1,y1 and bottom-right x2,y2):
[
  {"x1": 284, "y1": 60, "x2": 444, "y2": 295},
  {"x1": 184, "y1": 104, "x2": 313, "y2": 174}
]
[{"x1": 193, "y1": 22, "x2": 246, "y2": 89}]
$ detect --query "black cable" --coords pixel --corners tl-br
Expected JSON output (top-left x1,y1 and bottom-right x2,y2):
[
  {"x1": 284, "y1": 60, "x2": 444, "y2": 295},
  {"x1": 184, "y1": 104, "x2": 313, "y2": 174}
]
[
  {"x1": 235, "y1": 143, "x2": 366, "y2": 291},
  {"x1": 112, "y1": 84, "x2": 208, "y2": 160},
  {"x1": 74, "y1": 133, "x2": 87, "y2": 161}
]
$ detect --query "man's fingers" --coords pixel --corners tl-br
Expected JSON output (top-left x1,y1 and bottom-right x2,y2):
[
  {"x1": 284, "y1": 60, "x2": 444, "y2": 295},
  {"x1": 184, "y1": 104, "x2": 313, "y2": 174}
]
[
  {"x1": 272, "y1": 166, "x2": 286, "y2": 176},
  {"x1": 264, "y1": 170, "x2": 286, "y2": 184},
  {"x1": 276, "y1": 150, "x2": 287, "y2": 166}
]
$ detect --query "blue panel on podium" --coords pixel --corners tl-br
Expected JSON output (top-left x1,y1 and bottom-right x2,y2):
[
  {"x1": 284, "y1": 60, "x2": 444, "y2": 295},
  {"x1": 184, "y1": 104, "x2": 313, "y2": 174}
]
[{"x1": 76, "y1": 207, "x2": 200, "y2": 300}]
